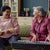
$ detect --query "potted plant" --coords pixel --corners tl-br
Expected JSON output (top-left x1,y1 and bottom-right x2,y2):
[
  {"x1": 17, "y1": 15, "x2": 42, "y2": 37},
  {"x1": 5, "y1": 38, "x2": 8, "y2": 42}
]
[{"x1": 24, "y1": 8, "x2": 29, "y2": 16}]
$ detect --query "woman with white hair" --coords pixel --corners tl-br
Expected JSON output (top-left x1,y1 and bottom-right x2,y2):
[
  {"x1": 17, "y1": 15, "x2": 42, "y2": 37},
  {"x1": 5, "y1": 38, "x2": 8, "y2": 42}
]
[{"x1": 27, "y1": 6, "x2": 50, "y2": 41}]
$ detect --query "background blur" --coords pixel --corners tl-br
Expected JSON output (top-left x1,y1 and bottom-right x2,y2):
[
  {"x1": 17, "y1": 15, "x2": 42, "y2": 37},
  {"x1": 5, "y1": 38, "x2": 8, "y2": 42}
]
[{"x1": 0, "y1": 0, "x2": 49, "y2": 25}]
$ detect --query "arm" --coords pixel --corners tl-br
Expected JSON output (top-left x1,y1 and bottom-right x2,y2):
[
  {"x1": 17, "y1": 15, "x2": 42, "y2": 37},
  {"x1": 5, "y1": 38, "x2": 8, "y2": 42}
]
[
  {"x1": 30, "y1": 18, "x2": 36, "y2": 36},
  {"x1": 12, "y1": 18, "x2": 20, "y2": 35},
  {"x1": 46, "y1": 19, "x2": 50, "y2": 41}
]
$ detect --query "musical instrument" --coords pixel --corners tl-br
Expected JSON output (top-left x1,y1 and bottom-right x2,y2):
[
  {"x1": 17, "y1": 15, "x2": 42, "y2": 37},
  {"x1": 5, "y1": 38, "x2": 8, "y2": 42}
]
[
  {"x1": 0, "y1": 28, "x2": 14, "y2": 35},
  {"x1": 11, "y1": 40, "x2": 50, "y2": 50}
]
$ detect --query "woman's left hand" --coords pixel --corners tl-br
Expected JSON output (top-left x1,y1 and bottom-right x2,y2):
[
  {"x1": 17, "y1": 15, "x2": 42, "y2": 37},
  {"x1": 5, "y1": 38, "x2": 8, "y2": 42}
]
[
  {"x1": 5, "y1": 31, "x2": 12, "y2": 34},
  {"x1": 45, "y1": 34, "x2": 50, "y2": 41},
  {"x1": 5, "y1": 28, "x2": 14, "y2": 34},
  {"x1": 8, "y1": 28, "x2": 14, "y2": 32}
]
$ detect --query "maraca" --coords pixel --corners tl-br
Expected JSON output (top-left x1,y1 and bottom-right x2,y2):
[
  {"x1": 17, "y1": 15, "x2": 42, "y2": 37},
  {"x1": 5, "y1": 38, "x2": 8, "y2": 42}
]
[{"x1": 8, "y1": 28, "x2": 14, "y2": 31}]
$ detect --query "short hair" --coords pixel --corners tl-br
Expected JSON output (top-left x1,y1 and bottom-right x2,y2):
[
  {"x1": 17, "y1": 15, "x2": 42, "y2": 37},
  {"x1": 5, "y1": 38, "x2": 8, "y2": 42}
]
[
  {"x1": 1, "y1": 5, "x2": 11, "y2": 12},
  {"x1": 33, "y1": 6, "x2": 45, "y2": 17}
]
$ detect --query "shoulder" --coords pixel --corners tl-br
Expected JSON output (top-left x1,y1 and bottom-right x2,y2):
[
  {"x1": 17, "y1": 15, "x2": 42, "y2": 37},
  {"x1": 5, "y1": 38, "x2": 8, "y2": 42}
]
[
  {"x1": 10, "y1": 17, "x2": 17, "y2": 20},
  {"x1": 10, "y1": 17, "x2": 17, "y2": 21},
  {"x1": 31, "y1": 17, "x2": 37, "y2": 25},
  {"x1": 0, "y1": 16, "x2": 3, "y2": 21},
  {"x1": 32, "y1": 17, "x2": 37, "y2": 23},
  {"x1": 10, "y1": 17, "x2": 17, "y2": 22},
  {"x1": 0, "y1": 16, "x2": 2, "y2": 19},
  {"x1": 44, "y1": 17, "x2": 49, "y2": 21},
  {"x1": 44, "y1": 17, "x2": 50, "y2": 24}
]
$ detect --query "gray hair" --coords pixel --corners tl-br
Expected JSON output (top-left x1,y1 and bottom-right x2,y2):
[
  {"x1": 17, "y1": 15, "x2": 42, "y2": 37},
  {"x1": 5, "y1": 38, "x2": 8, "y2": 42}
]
[{"x1": 33, "y1": 6, "x2": 45, "y2": 16}]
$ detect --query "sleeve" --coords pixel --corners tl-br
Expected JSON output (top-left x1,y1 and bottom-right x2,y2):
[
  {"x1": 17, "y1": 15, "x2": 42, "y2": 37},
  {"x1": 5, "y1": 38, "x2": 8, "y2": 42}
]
[
  {"x1": 12, "y1": 18, "x2": 20, "y2": 35},
  {"x1": 30, "y1": 18, "x2": 36, "y2": 36},
  {"x1": 47, "y1": 19, "x2": 50, "y2": 35}
]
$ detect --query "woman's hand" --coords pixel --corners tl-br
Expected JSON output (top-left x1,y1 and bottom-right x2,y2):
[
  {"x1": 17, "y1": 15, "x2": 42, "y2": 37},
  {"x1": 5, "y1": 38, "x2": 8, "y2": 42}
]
[
  {"x1": 8, "y1": 28, "x2": 14, "y2": 31},
  {"x1": 0, "y1": 28, "x2": 14, "y2": 35},
  {"x1": 0, "y1": 32, "x2": 4, "y2": 36},
  {"x1": 45, "y1": 34, "x2": 50, "y2": 41},
  {"x1": 0, "y1": 29, "x2": 4, "y2": 36},
  {"x1": 5, "y1": 30, "x2": 12, "y2": 34},
  {"x1": 31, "y1": 34, "x2": 37, "y2": 41},
  {"x1": 5, "y1": 28, "x2": 14, "y2": 34}
]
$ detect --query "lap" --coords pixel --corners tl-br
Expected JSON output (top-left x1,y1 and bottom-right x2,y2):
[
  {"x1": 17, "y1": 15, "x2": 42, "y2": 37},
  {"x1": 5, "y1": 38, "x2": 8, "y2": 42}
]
[
  {"x1": 0, "y1": 37, "x2": 9, "y2": 46},
  {"x1": 0, "y1": 35, "x2": 21, "y2": 46},
  {"x1": 8, "y1": 35, "x2": 21, "y2": 45}
]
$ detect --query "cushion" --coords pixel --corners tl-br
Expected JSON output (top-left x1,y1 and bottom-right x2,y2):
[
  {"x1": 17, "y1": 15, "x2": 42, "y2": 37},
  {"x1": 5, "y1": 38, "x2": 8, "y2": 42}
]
[{"x1": 20, "y1": 25, "x2": 31, "y2": 37}]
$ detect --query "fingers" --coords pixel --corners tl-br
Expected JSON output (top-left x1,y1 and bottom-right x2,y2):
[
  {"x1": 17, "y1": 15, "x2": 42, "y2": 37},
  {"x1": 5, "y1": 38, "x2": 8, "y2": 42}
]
[
  {"x1": 45, "y1": 37, "x2": 50, "y2": 42},
  {"x1": 5, "y1": 31, "x2": 12, "y2": 34},
  {"x1": 8, "y1": 28, "x2": 14, "y2": 31},
  {"x1": 0, "y1": 32, "x2": 4, "y2": 36},
  {"x1": 31, "y1": 38, "x2": 36, "y2": 41},
  {"x1": 45, "y1": 39, "x2": 47, "y2": 41}
]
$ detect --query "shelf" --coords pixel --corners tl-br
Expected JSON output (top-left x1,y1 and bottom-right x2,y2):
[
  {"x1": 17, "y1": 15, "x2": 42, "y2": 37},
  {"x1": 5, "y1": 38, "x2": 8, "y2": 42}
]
[
  {"x1": 11, "y1": 5, "x2": 17, "y2": 11},
  {"x1": 11, "y1": 12, "x2": 17, "y2": 17},
  {"x1": 4, "y1": 0, "x2": 9, "y2": 2},
  {"x1": 11, "y1": 3, "x2": 17, "y2": 6},
  {"x1": 12, "y1": 5, "x2": 16, "y2": 7},
  {"x1": 4, "y1": 2, "x2": 9, "y2": 3},
  {"x1": 11, "y1": 11, "x2": 17, "y2": 12},
  {"x1": 4, "y1": 0, "x2": 9, "y2": 4},
  {"x1": 11, "y1": 0, "x2": 18, "y2": 3},
  {"x1": 4, "y1": 3, "x2": 9, "y2": 6},
  {"x1": 12, "y1": 2, "x2": 17, "y2": 3}
]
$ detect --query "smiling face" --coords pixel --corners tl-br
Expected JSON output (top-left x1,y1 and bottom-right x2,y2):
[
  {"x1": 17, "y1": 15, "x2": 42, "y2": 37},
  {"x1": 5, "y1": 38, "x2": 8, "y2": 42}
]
[
  {"x1": 33, "y1": 9, "x2": 40, "y2": 18},
  {"x1": 2, "y1": 9, "x2": 11, "y2": 18}
]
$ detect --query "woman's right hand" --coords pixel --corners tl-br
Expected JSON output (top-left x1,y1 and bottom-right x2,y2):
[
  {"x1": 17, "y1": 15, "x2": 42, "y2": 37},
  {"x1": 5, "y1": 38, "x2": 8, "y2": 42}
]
[
  {"x1": 31, "y1": 34, "x2": 37, "y2": 41},
  {"x1": 45, "y1": 34, "x2": 50, "y2": 41}
]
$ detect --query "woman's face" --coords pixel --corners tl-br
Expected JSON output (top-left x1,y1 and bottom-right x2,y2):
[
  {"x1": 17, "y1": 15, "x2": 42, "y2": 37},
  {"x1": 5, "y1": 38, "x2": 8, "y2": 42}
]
[
  {"x1": 33, "y1": 10, "x2": 39, "y2": 18},
  {"x1": 2, "y1": 9, "x2": 11, "y2": 18}
]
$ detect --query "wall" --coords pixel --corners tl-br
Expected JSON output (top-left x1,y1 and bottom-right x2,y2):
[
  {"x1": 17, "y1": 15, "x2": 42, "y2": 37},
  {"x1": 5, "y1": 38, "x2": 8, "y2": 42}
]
[{"x1": 21, "y1": 0, "x2": 48, "y2": 16}]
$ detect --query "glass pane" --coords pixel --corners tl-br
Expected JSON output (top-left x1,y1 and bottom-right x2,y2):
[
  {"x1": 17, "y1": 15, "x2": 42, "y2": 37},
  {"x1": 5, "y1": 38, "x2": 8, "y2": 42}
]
[
  {"x1": 12, "y1": 2, "x2": 17, "y2": 5},
  {"x1": 11, "y1": 0, "x2": 17, "y2": 11},
  {"x1": 11, "y1": 12, "x2": 17, "y2": 17},
  {"x1": 4, "y1": 0, "x2": 9, "y2": 6},
  {"x1": 4, "y1": 0, "x2": 9, "y2": 2},
  {"x1": 11, "y1": 6, "x2": 17, "y2": 11},
  {"x1": 11, "y1": 0, "x2": 17, "y2": 3},
  {"x1": 11, "y1": 0, "x2": 14, "y2": 2},
  {"x1": 4, "y1": 3, "x2": 9, "y2": 6}
]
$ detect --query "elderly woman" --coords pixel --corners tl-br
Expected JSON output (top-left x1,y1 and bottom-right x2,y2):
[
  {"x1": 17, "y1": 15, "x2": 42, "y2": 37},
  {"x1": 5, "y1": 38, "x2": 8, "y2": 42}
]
[
  {"x1": 27, "y1": 6, "x2": 50, "y2": 41},
  {"x1": 0, "y1": 6, "x2": 21, "y2": 50}
]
